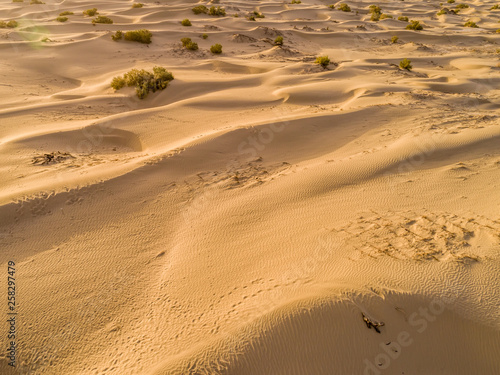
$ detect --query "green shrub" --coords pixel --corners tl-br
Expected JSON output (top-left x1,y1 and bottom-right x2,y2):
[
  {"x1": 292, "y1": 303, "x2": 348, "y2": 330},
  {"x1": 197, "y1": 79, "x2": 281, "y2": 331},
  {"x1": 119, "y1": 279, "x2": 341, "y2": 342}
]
[
  {"x1": 391, "y1": 36, "x2": 399, "y2": 43},
  {"x1": 398, "y1": 16, "x2": 409, "y2": 21},
  {"x1": 253, "y1": 11, "x2": 265, "y2": 18},
  {"x1": 30, "y1": 0, "x2": 44, "y2": 4},
  {"x1": 83, "y1": 8, "x2": 98, "y2": 16},
  {"x1": 447, "y1": 0, "x2": 455, "y2": 3},
  {"x1": 210, "y1": 43, "x2": 222, "y2": 54},
  {"x1": 328, "y1": 4, "x2": 335, "y2": 9},
  {"x1": 399, "y1": 58, "x2": 412, "y2": 71},
  {"x1": 111, "y1": 30, "x2": 123, "y2": 41},
  {"x1": 181, "y1": 38, "x2": 198, "y2": 50},
  {"x1": 406, "y1": 20, "x2": 423, "y2": 30},
  {"x1": 192, "y1": 5, "x2": 208, "y2": 14},
  {"x1": 12, "y1": 0, "x2": 24, "y2": 2},
  {"x1": 492, "y1": 5, "x2": 500, "y2": 9},
  {"x1": 369, "y1": 5, "x2": 381, "y2": 14},
  {"x1": 338, "y1": 3, "x2": 351, "y2": 12},
  {"x1": 111, "y1": 66, "x2": 174, "y2": 99},
  {"x1": 0, "y1": 21, "x2": 6, "y2": 28},
  {"x1": 59, "y1": 11, "x2": 73, "y2": 16},
  {"x1": 56, "y1": 16, "x2": 68, "y2": 22},
  {"x1": 209, "y1": 6, "x2": 226, "y2": 16},
  {"x1": 181, "y1": 19, "x2": 192, "y2": 26},
  {"x1": 6, "y1": 20, "x2": 18, "y2": 28},
  {"x1": 291, "y1": 0, "x2": 301, "y2": 3},
  {"x1": 124, "y1": 29, "x2": 152, "y2": 43},
  {"x1": 464, "y1": 21, "x2": 477, "y2": 27},
  {"x1": 456, "y1": 3, "x2": 469, "y2": 9},
  {"x1": 315, "y1": 55, "x2": 330, "y2": 68},
  {"x1": 247, "y1": 15, "x2": 256, "y2": 21},
  {"x1": 92, "y1": 16, "x2": 113, "y2": 24},
  {"x1": 437, "y1": 8, "x2": 448, "y2": 15},
  {"x1": 132, "y1": 3, "x2": 143, "y2": 8},
  {"x1": 275, "y1": 36, "x2": 284, "y2": 45},
  {"x1": 202, "y1": 33, "x2": 208, "y2": 39},
  {"x1": 380, "y1": 13, "x2": 392, "y2": 19}
]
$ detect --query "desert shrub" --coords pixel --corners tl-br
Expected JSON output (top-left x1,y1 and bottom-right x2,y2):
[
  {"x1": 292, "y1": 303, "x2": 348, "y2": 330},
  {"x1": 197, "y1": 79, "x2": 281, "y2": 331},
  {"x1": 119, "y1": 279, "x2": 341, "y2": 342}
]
[
  {"x1": 291, "y1": 0, "x2": 301, "y2": 3},
  {"x1": 181, "y1": 19, "x2": 192, "y2": 26},
  {"x1": 391, "y1": 36, "x2": 399, "y2": 43},
  {"x1": 202, "y1": 33, "x2": 208, "y2": 39},
  {"x1": 92, "y1": 16, "x2": 113, "y2": 24},
  {"x1": 369, "y1": 5, "x2": 381, "y2": 14},
  {"x1": 380, "y1": 14, "x2": 392, "y2": 19},
  {"x1": 328, "y1": 4, "x2": 335, "y2": 9},
  {"x1": 59, "y1": 11, "x2": 73, "y2": 16},
  {"x1": 132, "y1": 3, "x2": 143, "y2": 8},
  {"x1": 496, "y1": 28, "x2": 500, "y2": 33},
  {"x1": 399, "y1": 58, "x2": 412, "y2": 71},
  {"x1": 111, "y1": 30, "x2": 123, "y2": 41},
  {"x1": 447, "y1": 0, "x2": 455, "y2": 3},
  {"x1": 437, "y1": 8, "x2": 448, "y2": 15},
  {"x1": 6, "y1": 20, "x2": 18, "y2": 27},
  {"x1": 456, "y1": 3, "x2": 469, "y2": 9},
  {"x1": 338, "y1": 3, "x2": 351, "y2": 12},
  {"x1": 275, "y1": 36, "x2": 283, "y2": 45},
  {"x1": 56, "y1": 16, "x2": 68, "y2": 22},
  {"x1": 12, "y1": 0, "x2": 23, "y2": 2},
  {"x1": 406, "y1": 20, "x2": 423, "y2": 30},
  {"x1": 315, "y1": 55, "x2": 330, "y2": 68},
  {"x1": 30, "y1": 0, "x2": 44, "y2": 4},
  {"x1": 181, "y1": 38, "x2": 198, "y2": 50},
  {"x1": 124, "y1": 29, "x2": 152, "y2": 43},
  {"x1": 252, "y1": 11, "x2": 265, "y2": 18},
  {"x1": 83, "y1": 8, "x2": 98, "y2": 16},
  {"x1": 111, "y1": 66, "x2": 174, "y2": 99},
  {"x1": 0, "y1": 21, "x2": 6, "y2": 28},
  {"x1": 464, "y1": 21, "x2": 477, "y2": 27},
  {"x1": 192, "y1": 5, "x2": 208, "y2": 14},
  {"x1": 492, "y1": 5, "x2": 499, "y2": 9},
  {"x1": 209, "y1": 6, "x2": 226, "y2": 16},
  {"x1": 247, "y1": 15, "x2": 256, "y2": 21},
  {"x1": 398, "y1": 16, "x2": 409, "y2": 21},
  {"x1": 210, "y1": 43, "x2": 222, "y2": 54}
]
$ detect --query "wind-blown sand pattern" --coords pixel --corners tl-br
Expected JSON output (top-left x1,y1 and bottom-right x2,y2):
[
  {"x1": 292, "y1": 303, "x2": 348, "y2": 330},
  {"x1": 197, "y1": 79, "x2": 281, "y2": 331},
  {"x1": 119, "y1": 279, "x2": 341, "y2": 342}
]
[{"x1": 1, "y1": 0, "x2": 500, "y2": 374}]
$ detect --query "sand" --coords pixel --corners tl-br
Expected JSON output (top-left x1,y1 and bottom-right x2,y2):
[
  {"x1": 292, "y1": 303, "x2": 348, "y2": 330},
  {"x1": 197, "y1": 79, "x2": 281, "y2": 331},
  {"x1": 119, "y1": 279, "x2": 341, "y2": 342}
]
[{"x1": 1, "y1": 0, "x2": 500, "y2": 374}]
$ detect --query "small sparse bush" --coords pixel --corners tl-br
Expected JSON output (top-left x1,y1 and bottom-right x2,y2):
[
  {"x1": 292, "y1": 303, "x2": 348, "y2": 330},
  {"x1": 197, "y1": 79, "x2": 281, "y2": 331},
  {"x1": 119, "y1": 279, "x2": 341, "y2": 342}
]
[
  {"x1": 315, "y1": 55, "x2": 330, "y2": 68},
  {"x1": 406, "y1": 20, "x2": 423, "y2": 30},
  {"x1": 83, "y1": 8, "x2": 98, "y2": 16},
  {"x1": 111, "y1": 30, "x2": 123, "y2": 41},
  {"x1": 6, "y1": 20, "x2": 18, "y2": 28},
  {"x1": 124, "y1": 29, "x2": 152, "y2": 43},
  {"x1": 492, "y1": 5, "x2": 500, "y2": 9},
  {"x1": 181, "y1": 19, "x2": 192, "y2": 26},
  {"x1": 369, "y1": 5, "x2": 381, "y2": 14},
  {"x1": 464, "y1": 21, "x2": 478, "y2": 27},
  {"x1": 132, "y1": 3, "x2": 143, "y2": 8},
  {"x1": 247, "y1": 15, "x2": 256, "y2": 21},
  {"x1": 56, "y1": 16, "x2": 68, "y2": 22},
  {"x1": 210, "y1": 43, "x2": 222, "y2": 54},
  {"x1": 30, "y1": 0, "x2": 44, "y2": 4},
  {"x1": 192, "y1": 5, "x2": 208, "y2": 14},
  {"x1": 338, "y1": 3, "x2": 351, "y2": 12},
  {"x1": 398, "y1": 16, "x2": 409, "y2": 21},
  {"x1": 291, "y1": 0, "x2": 301, "y2": 3},
  {"x1": 12, "y1": 0, "x2": 24, "y2": 3},
  {"x1": 380, "y1": 14, "x2": 392, "y2": 19},
  {"x1": 253, "y1": 11, "x2": 265, "y2": 18},
  {"x1": 111, "y1": 66, "x2": 174, "y2": 99},
  {"x1": 456, "y1": 3, "x2": 469, "y2": 9},
  {"x1": 328, "y1": 4, "x2": 335, "y2": 9},
  {"x1": 399, "y1": 58, "x2": 412, "y2": 71},
  {"x1": 92, "y1": 16, "x2": 113, "y2": 24},
  {"x1": 181, "y1": 37, "x2": 198, "y2": 50},
  {"x1": 275, "y1": 36, "x2": 284, "y2": 45},
  {"x1": 447, "y1": 0, "x2": 455, "y2": 3},
  {"x1": 437, "y1": 8, "x2": 448, "y2": 15},
  {"x1": 202, "y1": 33, "x2": 208, "y2": 39},
  {"x1": 209, "y1": 6, "x2": 226, "y2": 16},
  {"x1": 391, "y1": 36, "x2": 399, "y2": 43},
  {"x1": 59, "y1": 11, "x2": 74, "y2": 16}
]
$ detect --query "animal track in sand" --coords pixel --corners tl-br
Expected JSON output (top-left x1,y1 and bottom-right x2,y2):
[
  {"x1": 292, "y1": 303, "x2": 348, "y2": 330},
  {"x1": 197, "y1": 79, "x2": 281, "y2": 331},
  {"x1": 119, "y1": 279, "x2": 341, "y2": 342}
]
[{"x1": 332, "y1": 210, "x2": 500, "y2": 262}]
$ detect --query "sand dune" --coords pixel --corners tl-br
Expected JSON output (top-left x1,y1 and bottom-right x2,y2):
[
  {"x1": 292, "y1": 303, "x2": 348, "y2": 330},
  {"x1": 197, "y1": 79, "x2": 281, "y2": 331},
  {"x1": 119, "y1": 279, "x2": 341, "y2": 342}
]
[{"x1": 1, "y1": 0, "x2": 500, "y2": 374}]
